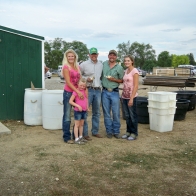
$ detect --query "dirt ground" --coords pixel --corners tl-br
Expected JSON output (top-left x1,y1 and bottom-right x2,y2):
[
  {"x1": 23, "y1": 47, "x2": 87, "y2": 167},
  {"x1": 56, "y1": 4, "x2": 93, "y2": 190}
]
[{"x1": 0, "y1": 76, "x2": 196, "y2": 196}]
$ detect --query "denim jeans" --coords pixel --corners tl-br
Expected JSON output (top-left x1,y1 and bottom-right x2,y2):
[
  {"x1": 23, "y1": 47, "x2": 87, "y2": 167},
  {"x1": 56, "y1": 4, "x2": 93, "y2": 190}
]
[
  {"x1": 74, "y1": 111, "x2": 87, "y2": 120},
  {"x1": 122, "y1": 97, "x2": 138, "y2": 136},
  {"x1": 83, "y1": 88, "x2": 101, "y2": 136},
  {"x1": 62, "y1": 90, "x2": 72, "y2": 142},
  {"x1": 101, "y1": 89, "x2": 121, "y2": 135}
]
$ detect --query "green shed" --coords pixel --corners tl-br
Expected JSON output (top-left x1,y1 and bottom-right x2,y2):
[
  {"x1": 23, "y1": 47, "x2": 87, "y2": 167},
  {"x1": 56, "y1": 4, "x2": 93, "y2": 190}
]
[{"x1": 0, "y1": 26, "x2": 45, "y2": 120}]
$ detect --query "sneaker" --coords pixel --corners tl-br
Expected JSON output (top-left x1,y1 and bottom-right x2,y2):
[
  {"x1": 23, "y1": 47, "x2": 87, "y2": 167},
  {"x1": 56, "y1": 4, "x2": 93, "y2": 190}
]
[
  {"x1": 79, "y1": 137, "x2": 88, "y2": 142},
  {"x1": 74, "y1": 140, "x2": 85, "y2": 145},
  {"x1": 114, "y1": 134, "x2": 121, "y2": 139},
  {"x1": 127, "y1": 134, "x2": 137, "y2": 141},
  {"x1": 107, "y1": 133, "x2": 113, "y2": 138},
  {"x1": 122, "y1": 132, "x2": 130, "y2": 139}
]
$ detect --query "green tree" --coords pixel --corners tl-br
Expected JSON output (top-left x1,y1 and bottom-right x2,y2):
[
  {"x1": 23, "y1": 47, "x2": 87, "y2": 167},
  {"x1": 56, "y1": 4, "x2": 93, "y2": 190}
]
[
  {"x1": 157, "y1": 51, "x2": 172, "y2": 67},
  {"x1": 117, "y1": 41, "x2": 156, "y2": 69},
  {"x1": 143, "y1": 60, "x2": 157, "y2": 72},
  {"x1": 171, "y1": 54, "x2": 190, "y2": 67},
  {"x1": 44, "y1": 38, "x2": 64, "y2": 69},
  {"x1": 116, "y1": 41, "x2": 131, "y2": 61},
  {"x1": 67, "y1": 41, "x2": 89, "y2": 62},
  {"x1": 44, "y1": 39, "x2": 89, "y2": 69},
  {"x1": 187, "y1": 53, "x2": 196, "y2": 65}
]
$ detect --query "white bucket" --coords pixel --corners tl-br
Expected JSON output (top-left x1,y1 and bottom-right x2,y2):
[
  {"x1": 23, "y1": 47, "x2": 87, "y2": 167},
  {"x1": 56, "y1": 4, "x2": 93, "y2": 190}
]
[
  {"x1": 24, "y1": 88, "x2": 45, "y2": 125},
  {"x1": 149, "y1": 113, "x2": 174, "y2": 132},
  {"x1": 42, "y1": 90, "x2": 64, "y2": 130},
  {"x1": 148, "y1": 91, "x2": 177, "y2": 102}
]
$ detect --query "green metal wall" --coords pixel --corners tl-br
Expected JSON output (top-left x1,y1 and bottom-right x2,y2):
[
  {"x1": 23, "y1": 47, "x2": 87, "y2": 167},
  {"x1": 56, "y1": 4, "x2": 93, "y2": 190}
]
[{"x1": 0, "y1": 27, "x2": 44, "y2": 120}]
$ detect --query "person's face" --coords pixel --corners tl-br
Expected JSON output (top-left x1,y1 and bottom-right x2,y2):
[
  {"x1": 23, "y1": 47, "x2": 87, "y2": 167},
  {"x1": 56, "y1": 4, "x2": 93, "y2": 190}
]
[
  {"x1": 67, "y1": 52, "x2": 75, "y2": 64},
  {"x1": 78, "y1": 82, "x2": 86, "y2": 90},
  {"x1": 89, "y1": 53, "x2": 98, "y2": 62},
  {"x1": 124, "y1": 57, "x2": 133, "y2": 67},
  {"x1": 108, "y1": 53, "x2": 117, "y2": 63}
]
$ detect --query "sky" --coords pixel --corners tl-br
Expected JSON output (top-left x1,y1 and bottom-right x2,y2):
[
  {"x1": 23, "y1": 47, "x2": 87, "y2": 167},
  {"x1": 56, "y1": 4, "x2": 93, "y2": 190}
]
[{"x1": 1, "y1": 0, "x2": 196, "y2": 62}]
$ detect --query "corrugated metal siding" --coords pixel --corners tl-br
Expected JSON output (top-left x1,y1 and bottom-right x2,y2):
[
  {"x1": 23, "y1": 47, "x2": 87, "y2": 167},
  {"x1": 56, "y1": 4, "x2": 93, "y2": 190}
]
[{"x1": 0, "y1": 28, "x2": 43, "y2": 120}]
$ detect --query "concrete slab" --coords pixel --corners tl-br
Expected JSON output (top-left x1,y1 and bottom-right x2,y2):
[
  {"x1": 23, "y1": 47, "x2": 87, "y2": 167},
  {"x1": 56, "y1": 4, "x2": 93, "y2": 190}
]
[{"x1": 0, "y1": 122, "x2": 11, "y2": 134}]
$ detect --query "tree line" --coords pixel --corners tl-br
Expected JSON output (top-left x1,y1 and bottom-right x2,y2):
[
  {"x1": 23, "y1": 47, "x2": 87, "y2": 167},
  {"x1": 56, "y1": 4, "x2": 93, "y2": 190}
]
[{"x1": 45, "y1": 38, "x2": 196, "y2": 71}]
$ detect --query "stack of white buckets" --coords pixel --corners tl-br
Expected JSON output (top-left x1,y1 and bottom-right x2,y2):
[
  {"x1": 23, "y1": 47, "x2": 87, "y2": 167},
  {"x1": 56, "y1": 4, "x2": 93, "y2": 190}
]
[
  {"x1": 24, "y1": 89, "x2": 64, "y2": 130},
  {"x1": 147, "y1": 91, "x2": 177, "y2": 132}
]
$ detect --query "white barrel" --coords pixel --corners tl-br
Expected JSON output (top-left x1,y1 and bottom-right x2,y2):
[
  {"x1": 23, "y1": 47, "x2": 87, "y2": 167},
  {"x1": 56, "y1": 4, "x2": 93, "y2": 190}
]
[
  {"x1": 147, "y1": 91, "x2": 177, "y2": 132},
  {"x1": 24, "y1": 88, "x2": 45, "y2": 125},
  {"x1": 42, "y1": 90, "x2": 64, "y2": 130}
]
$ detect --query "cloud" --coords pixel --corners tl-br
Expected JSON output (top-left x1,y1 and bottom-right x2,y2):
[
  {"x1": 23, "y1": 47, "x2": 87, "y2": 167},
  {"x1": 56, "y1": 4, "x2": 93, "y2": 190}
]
[
  {"x1": 180, "y1": 38, "x2": 196, "y2": 44},
  {"x1": 99, "y1": 51, "x2": 108, "y2": 56},
  {"x1": 161, "y1": 29, "x2": 181, "y2": 32},
  {"x1": 93, "y1": 32, "x2": 123, "y2": 38},
  {"x1": 80, "y1": 32, "x2": 123, "y2": 39},
  {"x1": 48, "y1": 18, "x2": 62, "y2": 23}
]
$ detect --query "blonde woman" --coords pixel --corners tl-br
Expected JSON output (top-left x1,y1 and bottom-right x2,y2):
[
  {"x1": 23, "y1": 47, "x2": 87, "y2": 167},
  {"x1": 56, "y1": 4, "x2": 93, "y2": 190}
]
[{"x1": 62, "y1": 49, "x2": 82, "y2": 144}]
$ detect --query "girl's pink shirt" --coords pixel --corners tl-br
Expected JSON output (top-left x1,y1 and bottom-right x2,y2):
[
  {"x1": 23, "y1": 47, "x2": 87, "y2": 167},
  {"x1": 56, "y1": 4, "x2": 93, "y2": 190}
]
[
  {"x1": 72, "y1": 90, "x2": 88, "y2": 111},
  {"x1": 63, "y1": 65, "x2": 80, "y2": 92},
  {"x1": 122, "y1": 68, "x2": 139, "y2": 99}
]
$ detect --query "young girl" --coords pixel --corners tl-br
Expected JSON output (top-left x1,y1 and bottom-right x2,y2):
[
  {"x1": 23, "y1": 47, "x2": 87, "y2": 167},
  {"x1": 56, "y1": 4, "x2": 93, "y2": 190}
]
[
  {"x1": 121, "y1": 55, "x2": 139, "y2": 141},
  {"x1": 69, "y1": 78, "x2": 89, "y2": 145}
]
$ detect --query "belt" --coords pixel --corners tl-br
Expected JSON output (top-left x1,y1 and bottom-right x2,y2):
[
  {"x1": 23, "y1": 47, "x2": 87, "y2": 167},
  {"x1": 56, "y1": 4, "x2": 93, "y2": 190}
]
[
  {"x1": 102, "y1": 87, "x2": 119, "y2": 92},
  {"x1": 87, "y1": 86, "x2": 101, "y2": 90}
]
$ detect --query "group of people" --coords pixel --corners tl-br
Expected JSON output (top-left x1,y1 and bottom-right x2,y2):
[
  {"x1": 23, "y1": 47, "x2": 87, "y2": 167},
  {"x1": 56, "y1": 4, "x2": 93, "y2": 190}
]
[{"x1": 61, "y1": 47, "x2": 139, "y2": 145}]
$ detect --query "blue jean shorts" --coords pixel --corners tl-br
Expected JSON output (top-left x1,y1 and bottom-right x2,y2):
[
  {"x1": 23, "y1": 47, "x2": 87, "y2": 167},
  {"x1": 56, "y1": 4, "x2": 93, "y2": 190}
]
[{"x1": 74, "y1": 111, "x2": 87, "y2": 120}]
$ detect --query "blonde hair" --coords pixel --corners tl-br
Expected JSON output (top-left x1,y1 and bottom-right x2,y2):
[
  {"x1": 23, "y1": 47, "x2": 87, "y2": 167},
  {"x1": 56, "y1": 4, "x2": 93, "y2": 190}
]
[
  {"x1": 62, "y1": 49, "x2": 78, "y2": 68},
  {"x1": 61, "y1": 49, "x2": 80, "y2": 76},
  {"x1": 78, "y1": 78, "x2": 87, "y2": 84}
]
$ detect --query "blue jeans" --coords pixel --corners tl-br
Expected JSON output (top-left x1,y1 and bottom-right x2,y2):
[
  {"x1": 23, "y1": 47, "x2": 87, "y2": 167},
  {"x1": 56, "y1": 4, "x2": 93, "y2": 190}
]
[
  {"x1": 74, "y1": 111, "x2": 87, "y2": 120},
  {"x1": 122, "y1": 97, "x2": 138, "y2": 136},
  {"x1": 101, "y1": 89, "x2": 121, "y2": 135},
  {"x1": 83, "y1": 88, "x2": 101, "y2": 136},
  {"x1": 62, "y1": 90, "x2": 72, "y2": 142}
]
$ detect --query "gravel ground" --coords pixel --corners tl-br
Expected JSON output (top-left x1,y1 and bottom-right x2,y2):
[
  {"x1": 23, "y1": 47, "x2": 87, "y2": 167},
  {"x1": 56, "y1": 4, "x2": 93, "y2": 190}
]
[{"x1": 45, "y1": 75, "x2": 65, "y2": 90}]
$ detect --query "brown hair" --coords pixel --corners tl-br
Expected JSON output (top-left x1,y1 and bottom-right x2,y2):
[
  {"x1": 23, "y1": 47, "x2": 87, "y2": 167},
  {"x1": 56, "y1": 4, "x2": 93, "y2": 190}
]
[{"x1": 124, "y1": 55, "x2": 135, "y2": 66}]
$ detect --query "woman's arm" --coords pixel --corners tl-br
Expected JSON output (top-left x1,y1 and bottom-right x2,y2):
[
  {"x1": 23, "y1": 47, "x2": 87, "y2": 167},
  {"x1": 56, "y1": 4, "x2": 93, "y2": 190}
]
[
  {"x1": 69, "y1": 94, "x2": 82, "y2": 111},
  {"x1": 128, "y1": 73, "x2": 139, "y2": 106}
]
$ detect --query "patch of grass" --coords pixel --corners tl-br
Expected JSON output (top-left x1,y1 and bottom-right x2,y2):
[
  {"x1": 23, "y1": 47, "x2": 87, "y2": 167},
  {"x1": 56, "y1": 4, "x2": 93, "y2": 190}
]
[
  {"x1": 111, "y1": 161, "x2": 130, "y2": 170},
  {"x1": 173, "y1": 139, "x2": 186, "y2": 145},
  {"x1": 174, "y1": 147, "x2": 196, "y2": 163},
  {"x1": 17, "y1": 166, "x2": 30, "y2": 172},
  {"x1": 37, "y1": 152, "x2": 48, "y2": 157},
  {"x1": 85, "y1": 145, "x2": 103, "y2": 155},
  {"x1": 50, "y1": 164, "x2": 60, "y2": 173},
  {"x1": 48, "y1": 188, "x2": 72, "y2": 196},
  {"x1": 114, "y1": 152, "x2": 159, "y2": 170},
  {"x1": 32, "y1": 146, "x2": 51, "y2": 159}
]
